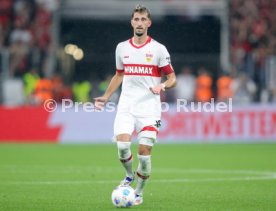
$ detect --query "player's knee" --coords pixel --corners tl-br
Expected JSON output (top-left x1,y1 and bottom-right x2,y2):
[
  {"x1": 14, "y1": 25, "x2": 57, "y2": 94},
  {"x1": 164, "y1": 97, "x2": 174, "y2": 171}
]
[
  {"x1": 139, "y1": 137, "x2": 155, "y2": 148},
  {"x1": 117, "y1": 141, "x2": 131, "y2": 159},
  {"x1": 138, "y1": 130, "x2": 157, "y2": 142},
  {"x1": 138, "y1": 143, "x2": 152, "y2": 156},
  {"x1": 137, "y1": 154, "x2": 151, "y2": 176},
  {"x1": 116, "y1": 134, "x2": 131, "y2": 141},
  {"x1": 138, "y1": 129, "x2": 157, "y2": 149}
]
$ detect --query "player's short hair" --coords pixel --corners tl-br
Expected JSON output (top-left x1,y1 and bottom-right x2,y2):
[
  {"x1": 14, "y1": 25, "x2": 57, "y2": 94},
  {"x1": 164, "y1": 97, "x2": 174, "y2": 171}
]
[{"x1": 131, "y1": 4, "x2": 151, "y2": 20}]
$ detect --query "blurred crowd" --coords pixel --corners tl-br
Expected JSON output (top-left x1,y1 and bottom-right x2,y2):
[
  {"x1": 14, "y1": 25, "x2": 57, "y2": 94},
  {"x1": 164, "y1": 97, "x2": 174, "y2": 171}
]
[
  {"x1": 0, "y1": 0, "x2": 53, "y2": 78},
  {"x1": 22, "y1": 66, "x2": 258, "y2": 106},
  {"x1": 230, "y1": 0, "x2": 276, "y2": 102},
  {"x1": 164, "y1": 66, "x2": 257, "y2": 105},
  {"x1": 1, "y1": 0, "x2": 276, "y2": 105}
]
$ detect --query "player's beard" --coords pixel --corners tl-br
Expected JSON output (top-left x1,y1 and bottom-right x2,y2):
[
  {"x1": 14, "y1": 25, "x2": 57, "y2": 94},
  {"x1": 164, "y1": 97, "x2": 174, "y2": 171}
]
[
  {"x1": 135, "y1": 32, "x2": 144, "y2": 37},
  {"x1": 135, "y1": 28, "x2": 144, "y2": 37}
]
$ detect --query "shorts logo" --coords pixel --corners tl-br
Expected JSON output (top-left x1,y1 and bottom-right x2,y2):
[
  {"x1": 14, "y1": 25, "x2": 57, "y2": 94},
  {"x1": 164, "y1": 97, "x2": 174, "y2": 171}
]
[{"x1": 154, "y1": 120, "x2": 161, "y2": 128}]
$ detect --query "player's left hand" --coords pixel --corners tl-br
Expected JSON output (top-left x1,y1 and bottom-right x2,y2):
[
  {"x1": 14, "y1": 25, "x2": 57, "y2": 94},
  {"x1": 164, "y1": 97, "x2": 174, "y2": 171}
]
[{"x1": 149, "y1": 83, "x2": 165, "y2": 95}]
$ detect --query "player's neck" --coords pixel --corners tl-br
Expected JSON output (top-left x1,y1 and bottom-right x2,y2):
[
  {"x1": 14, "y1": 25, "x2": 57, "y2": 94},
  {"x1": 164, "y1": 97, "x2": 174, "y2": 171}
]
[{"x1": 132, "y1": 35, "x2": 148, "y2": 46}]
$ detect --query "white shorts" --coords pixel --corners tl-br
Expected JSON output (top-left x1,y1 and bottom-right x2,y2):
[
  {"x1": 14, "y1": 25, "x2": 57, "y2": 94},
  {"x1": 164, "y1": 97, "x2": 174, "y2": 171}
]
[{"x1": 114, "y1": 111, "x2": 161, "y2": 144}]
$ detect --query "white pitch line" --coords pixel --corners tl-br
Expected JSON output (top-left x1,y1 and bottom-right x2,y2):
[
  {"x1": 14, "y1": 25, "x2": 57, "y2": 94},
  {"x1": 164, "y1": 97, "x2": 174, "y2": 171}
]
[
  {"x1": 153, "y1": 169, "x2": 276, "y2": 176},
  {"x1": 150, "y1": 175, "x2": 276, "y2": 183},
  {"x1": 1, "y1": 175, "x2": 276, "y2": 185},
  {"x1": 1, "y1": 167, "x2": 275, "y2": 176}
]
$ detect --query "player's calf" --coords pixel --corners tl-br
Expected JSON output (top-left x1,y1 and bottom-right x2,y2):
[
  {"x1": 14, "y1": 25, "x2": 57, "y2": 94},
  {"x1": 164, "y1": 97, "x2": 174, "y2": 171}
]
[
  {"x1": 117, "y1": 141, "x2": 134, "y2": 185},
  {"x1": 135, "y1": 154, "x2": 151, "y2": 196}
]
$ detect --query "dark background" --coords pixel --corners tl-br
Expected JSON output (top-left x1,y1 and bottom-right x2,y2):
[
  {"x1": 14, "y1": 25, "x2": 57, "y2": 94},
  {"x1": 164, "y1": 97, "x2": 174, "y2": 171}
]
[{"x1": 61, "y1": 15, "x2": 220, "y2": 81}]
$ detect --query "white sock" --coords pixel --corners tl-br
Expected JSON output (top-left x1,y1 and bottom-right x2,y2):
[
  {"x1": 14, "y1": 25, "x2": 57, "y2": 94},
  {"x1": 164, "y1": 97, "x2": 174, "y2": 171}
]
[
  {"x1": 117, "y1": 141, "x2": 133, "y2": 178},
  {"x1": 135, "y1": 154, "x2": 151, "y2": 195}
]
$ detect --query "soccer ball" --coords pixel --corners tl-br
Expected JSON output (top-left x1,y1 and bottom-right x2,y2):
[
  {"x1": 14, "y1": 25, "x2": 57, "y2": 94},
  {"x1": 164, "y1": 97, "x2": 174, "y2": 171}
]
[{"x1": 111, "y1": 185, "x2": 135, "y2": 208}]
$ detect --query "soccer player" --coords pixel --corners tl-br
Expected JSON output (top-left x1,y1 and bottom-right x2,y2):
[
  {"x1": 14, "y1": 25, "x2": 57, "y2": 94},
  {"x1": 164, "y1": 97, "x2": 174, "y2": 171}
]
[{"x1": 95, "y1": 4, "x2": 176, "y2": 205}]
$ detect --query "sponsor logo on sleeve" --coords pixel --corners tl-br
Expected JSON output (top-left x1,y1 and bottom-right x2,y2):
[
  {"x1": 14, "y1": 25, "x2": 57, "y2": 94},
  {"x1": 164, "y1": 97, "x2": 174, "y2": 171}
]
[{"x1": 166, "y1": 57, "x2": 171, "y2": 64}]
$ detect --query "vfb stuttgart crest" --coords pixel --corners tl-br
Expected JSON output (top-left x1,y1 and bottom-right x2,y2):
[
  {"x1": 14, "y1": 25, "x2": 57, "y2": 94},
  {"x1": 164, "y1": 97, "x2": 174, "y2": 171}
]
[{"x1": 146, "y1": 51, "x2": 153, "y2": 62}]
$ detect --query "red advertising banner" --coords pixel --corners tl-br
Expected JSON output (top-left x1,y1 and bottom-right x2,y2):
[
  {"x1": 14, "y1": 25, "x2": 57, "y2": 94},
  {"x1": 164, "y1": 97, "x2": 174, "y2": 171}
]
[
  {"x1": 0, "y1": 105, "x2": 275, "y2": 143},
  {"x1": 159, "y1": 106, "x2": 276, "y2": 142},
  {"x1": 0, "y1": 106, "x2": 60, "y2": 142}
]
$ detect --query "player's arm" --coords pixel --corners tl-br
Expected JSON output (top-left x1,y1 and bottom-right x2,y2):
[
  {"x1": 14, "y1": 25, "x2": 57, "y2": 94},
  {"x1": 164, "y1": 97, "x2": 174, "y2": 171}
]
[
  {"x1": 94, "y1": 71, "x2": 124, "y2": 109},
  {"x1": 95, "y1": 43, "x2": 124, "y2": 109},
  {"x1": 163, "y1": 72, "x2": 177, "y2": 89},
  {"x1": 102, "y1": 71, "x2": 124, "y2": 100},
  {"x1": 150, "y1": 72, "x2": 176, "y2": 94},
  {"x1": 150, "y1": 45, "x2": 177, "y2": 94}
]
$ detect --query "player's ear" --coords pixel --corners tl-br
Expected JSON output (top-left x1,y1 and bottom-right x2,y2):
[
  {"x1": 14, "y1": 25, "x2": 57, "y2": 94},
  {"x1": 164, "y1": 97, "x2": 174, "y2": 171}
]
[
  {"x1": 130, "y1": 19, "x2": 134, "y2": 27},
  {"x1": 148, "y1": 20, "x2": 152, "y2": 27}
]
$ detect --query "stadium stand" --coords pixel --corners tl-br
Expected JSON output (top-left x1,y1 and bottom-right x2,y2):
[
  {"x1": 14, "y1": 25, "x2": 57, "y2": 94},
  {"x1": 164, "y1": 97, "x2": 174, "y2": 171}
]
[
  {"x1": 1, "y1": 0, "x2": 276, "y2": 104},
  {"x1": 230, "y1": 0, "x2": 276, "y2": 102}
]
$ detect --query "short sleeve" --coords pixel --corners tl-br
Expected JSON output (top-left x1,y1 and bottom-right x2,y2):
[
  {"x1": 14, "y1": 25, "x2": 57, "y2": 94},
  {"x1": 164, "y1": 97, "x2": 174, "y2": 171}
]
[
  {"x1": 158, "y1": 45, "x2": 174, "y2": 75},
  {"x1": 115, "y1": 43, "x2": 124, "y2": 73}
]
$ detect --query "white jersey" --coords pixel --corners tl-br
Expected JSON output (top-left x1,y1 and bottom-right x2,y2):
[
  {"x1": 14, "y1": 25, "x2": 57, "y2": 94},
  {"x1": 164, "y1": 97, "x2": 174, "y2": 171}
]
[{"x1": 116, "y1": 36, "x2": 174, "y2": 117}]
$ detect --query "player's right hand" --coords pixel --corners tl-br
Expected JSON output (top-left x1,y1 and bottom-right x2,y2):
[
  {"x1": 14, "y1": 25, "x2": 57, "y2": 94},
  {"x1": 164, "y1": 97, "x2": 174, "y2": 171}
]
[{"x1": 94, "y1": 97, "x2": 108, "y2": 110}]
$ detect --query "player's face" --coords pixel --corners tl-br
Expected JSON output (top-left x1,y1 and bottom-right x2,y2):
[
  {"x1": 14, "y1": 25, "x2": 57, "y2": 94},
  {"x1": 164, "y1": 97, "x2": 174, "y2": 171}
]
[{"x1": 131, "y1": 12, "x2": 152, "y2": 37}]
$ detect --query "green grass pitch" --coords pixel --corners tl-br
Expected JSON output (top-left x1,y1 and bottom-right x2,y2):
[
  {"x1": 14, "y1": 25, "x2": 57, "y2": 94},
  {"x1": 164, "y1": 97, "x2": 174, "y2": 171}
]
[{"x1": 0, "y1": 143, "x2": 276, "y2": 210}]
